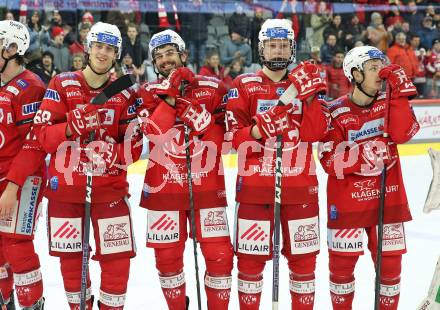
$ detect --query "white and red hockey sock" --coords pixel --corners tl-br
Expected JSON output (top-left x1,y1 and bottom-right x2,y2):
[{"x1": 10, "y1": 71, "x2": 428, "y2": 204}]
[
  {"x1": 159, "y1": 271, "x2": 186, "y2": 310},
  {"x1": 329, "y1": 274, "x2": 355, "y2": 310},
  {"x1": 237, "y1": 272, "x2": 263, "y2": 310},
  {"x1": 379, "y1": 278, "x2": 400, "y2": 310},
  {"x1": 0, "y1": 263, "x2": 13, "y2": 304},
  {"x1": 289, "y1": 271, "x2": 315, "y2": 310},
  {"x1": 204, "y1": 273, "x2": 232, "y2": 310},
  {"x1": 60, "y1": 257, "x2": 92, "y2": 310},
  {"x1": 98, "y1": 258, "x2": 130, "y2": 310},
  {"x1": 3, "y1": 238, "x2": 43, "y2": 307}
]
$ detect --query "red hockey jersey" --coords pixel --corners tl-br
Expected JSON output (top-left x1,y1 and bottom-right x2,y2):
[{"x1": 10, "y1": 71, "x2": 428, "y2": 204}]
[
  {"x1": 34, "y1": 71, "x2": 142, "y2": 203},
  {"x1": 319, "y1": 94, "x2": 420, "y2": 229},
  {"x1": 137, "y1": 75, "x2": 228, "y2": 211},
  {"x1": 226, "y1": 70, "x2": 329, "y2": 205},
  {"x1": 1, "y1": 70, "x2": 46, "y2": 190}
]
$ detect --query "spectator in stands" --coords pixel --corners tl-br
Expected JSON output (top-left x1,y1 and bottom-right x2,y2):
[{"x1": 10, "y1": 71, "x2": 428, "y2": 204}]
[
  {"x1": 425, "y1": 38, "x2": 440, "y2": 98},
  {"x1": 227, "y1": 59, "x2": 244, "y2": 81},
  {"x1": 180, "y1": 0, "x2": 210, "y2": 70},
  {"x1": 309, "y1": 46, "x2": 327, "y2": 79},
  {"x1": 29, "y1": 50, "x2": 59, "y2": 85},
  {"x1": 310, "y1": 1, "x2": 332, "y2": 48},
  {"x1": 199, "y1": 50, "x2": 227, "y2": 81},
  {"x1": 410, "y1": 34, "x2": 427, "y2": 97},
  {"x1": 27, "y1": 10, "x2": 50, "y2": 54},
  {"x1": 50, "y1": 10, "x2": 63, "y2": 29},
  {"x1": 321, "y1": 34, "x2": 338, "y2": 64},
  {"x1": 385, "y1": 4, "x2": 404, "y2": 28},
  {"x1": 367, "y1": 12, "x2": 390, "y2": 52},
  {"x1": 387, "y1": 31, "x2": 420, "y2": 79},
  {"x1": 46, "y1": 26, "x2": 70, "y2": 72},
  {"x1": 426, "y1": 5, "x2": 440, "y2": 28},
  {"x1": 81, "y1": 11, "x2": 94, "y2": 27},
  {"x1": 418, "y1": 16, "x2": 440, "y2": 50},
  {"x1": 69, "y1": 23, "x2": 90, "y2": 55},
  {"x1": 220, "y1": 31, "x2": 252, "y2": 67},
  {"x1": 5, "y1": 10, "x2": 14, "y2": 20},
  {"x1": 228, "y1": 3, "x2": 250, "y2": 40},
  {"x1": 250, "y1": 6, "x2": 265, "y2": 63},
  {"x1": 342, "y1": 14, "x2": 366, "y2": 51},
  {"x1": 121, "y1": 23, "x2": 148, "y2": 68},
  {"x1": 326, "y1": 50, "x2": 351, "y2": 99},
  {"x1": 323, "y1": 14, "x2": 344, "y2": 46},
  {"x1": 402, "y1": 0, "x2": 425, "y2": 34},
  {"x1": 70, "y1": 53, "x2": 85, "y2": 71},
  {"x1": 117, "y1": 53, "x2": 145, "y2": 83}
]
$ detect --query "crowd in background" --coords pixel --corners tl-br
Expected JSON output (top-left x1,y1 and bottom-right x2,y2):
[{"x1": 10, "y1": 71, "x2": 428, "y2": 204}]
[{"x1": 2, "y1": 0, "x2": 440, "y2": 99}]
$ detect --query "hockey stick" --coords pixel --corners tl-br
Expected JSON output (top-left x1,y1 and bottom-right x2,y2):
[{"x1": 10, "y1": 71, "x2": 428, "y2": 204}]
[
  {"x1": 374, "y1": 83, "x2": 391, "y2": 310},
  {"x1": 180, "y1": 83, "x2": 202, "y2": 310},
  {"x1": 272, "y1": 84, "x2": 298, "y2": 310},
  {"x1": 79, "y1": 74, "x2": 136, "y2": 310}
]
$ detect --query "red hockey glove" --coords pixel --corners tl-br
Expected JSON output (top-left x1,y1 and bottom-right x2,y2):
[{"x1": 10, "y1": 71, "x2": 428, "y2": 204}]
[
  {"x1": 379, "y1": 64, "x2": 418, "y2": 99},
  {"x1": 175, "y1": 96, "x2": 214, "y2": 135},
  {"x1": 252, "y1": 104, "x2": 293, "y2": 139},
  {"x1": 153, "y1": 67, "x2": 195, "y2": 98},
  {"x1": 288, "y1": 61, "x2": 327, "y2": 101},
  {"x1": 67, "y1": 105, "x2": 107, "y2": 140}
]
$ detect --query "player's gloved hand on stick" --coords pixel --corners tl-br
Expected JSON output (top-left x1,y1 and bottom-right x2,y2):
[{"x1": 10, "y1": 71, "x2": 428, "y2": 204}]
[
  {"x1": 252, "y1": 104, "x2": 294, "y2": 139},
  {"x1": 378, "y1": 64, "x2": 418, "y2": 99},
  {"x1": 67, "y1": 105, "x2": 107, "y2": 140},
  {"x1": 359, "y1": 138, "x2": 393, "y2": 173},
  {"x1": 175, "y1": 96, "x2": 213, "y2": 135},
  {"x1": 288, "y1": 61, "x2": 327, "y2": 101}
]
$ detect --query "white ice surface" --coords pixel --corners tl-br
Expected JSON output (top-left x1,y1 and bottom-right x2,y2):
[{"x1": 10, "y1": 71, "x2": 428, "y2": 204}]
[{"x1": 34, "y1": 154, "x2": 440, "y2": 309}]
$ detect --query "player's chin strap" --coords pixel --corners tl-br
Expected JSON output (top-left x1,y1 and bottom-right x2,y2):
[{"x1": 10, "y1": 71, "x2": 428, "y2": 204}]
[
  {"x1": 85, "y1": 53, "x2": 116, "y2": 76},
  {"x1": 355, "y1": 71, "x2": 377, "y2": 98},
  {"x1": 0, "y1": 48, "x2": 19, "y2": 74}
]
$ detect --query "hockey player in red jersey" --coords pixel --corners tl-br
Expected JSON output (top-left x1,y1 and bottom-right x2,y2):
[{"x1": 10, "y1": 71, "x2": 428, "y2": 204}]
[
  {"x1": 0, "y1": 20, "x2": 46, "y2": 310},
  {"x1": 137, "y1": 29, "x2": 233, "y2": 310},
  {"x1": 33, "y1": 22, "x2": 142, "y2": 310},
  {"x1": 225, "y1": 19, "x2": 329, "y2": 310},
  {"x1": 319, "y1": 45, "x2": 420, "y2": 309}
]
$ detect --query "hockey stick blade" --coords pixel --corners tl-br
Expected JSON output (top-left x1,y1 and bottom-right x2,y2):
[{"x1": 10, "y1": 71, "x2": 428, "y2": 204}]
[{"x1": 91, "y1": 74, "x2": 136, "y2": 105}]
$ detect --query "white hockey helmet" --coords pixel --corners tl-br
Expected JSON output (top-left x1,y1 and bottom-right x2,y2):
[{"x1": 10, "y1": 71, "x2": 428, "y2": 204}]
[
  {"x1": 258, "y1": 19, "x2": 296, "y2": 70},
  {"x1": 343, "y1": 45, "x2": 386, "y2": 81},
  {"x1": 85, "y1": 22, "x2": 122, "y2": 59},
  {"x1": 149, "y1": 29, "x2": 185, "y2": 59},
  {"x1": 0, "y1": 20, "x2": 30, "y2": 55}
]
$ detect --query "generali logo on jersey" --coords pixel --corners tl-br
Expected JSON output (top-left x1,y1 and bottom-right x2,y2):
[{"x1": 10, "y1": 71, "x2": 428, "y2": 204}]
[
  {"x1": 147, "y1": 211, "x2": 179, "y2": 243},
  {"x1": 237, "y1": 219, "x2": 270, "y2": 255},
  {"x1": 200, "y1": 208, "x2": 229, "y2": 238},
  {"x1": 103, "y1": 223, "x2": 130, "y2": 247},
  {"x1": 382, "y1": 223, "x2": 405, "y2": 250}
]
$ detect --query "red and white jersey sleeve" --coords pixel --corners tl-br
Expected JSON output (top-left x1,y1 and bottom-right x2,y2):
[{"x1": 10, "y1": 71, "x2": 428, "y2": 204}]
[
  {"x1": 319, "y1": 94, "x2": 420, "y2": 229},
  {"x1": 137, "y1": 76, "x2": 228, "y2": 211},
  {"x1": 0, "y1": 70, "x2": 46, "y2": 189},
  {"x1": 34, "y1": 71, "x2": 141, "y2": 203},
  {"x1": 225, "y1": 71, "x2": 329, "y2": 205}
]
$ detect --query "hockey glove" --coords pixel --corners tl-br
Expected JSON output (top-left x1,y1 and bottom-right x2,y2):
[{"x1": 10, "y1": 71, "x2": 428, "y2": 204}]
[
  {"x1": 252, "y1": 104, "x2": 293, "y2": 139},
  {"x1": 153, "y1": 67, "x2": 195, "y2": 98},
  {"x1": 379, "y1": 64, "x2": 418, "y2": 99},
  {"x1": 175, "y1": 96, "x2": 214, "y2": 135},
  {"x1": 288, "y1": 61, "x2": 327, "y2": 101},
  {"x1": 67, "y1": 105, "x2": 107, "y2": 140}
]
